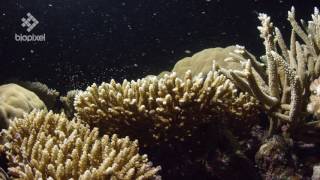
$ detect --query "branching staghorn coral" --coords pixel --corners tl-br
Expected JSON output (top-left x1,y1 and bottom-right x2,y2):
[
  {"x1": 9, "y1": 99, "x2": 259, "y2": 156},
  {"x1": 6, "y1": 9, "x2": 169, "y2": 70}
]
[
  {"x1": 74, "y1": 68, "x2": 259, "y2": 149},
  {"x1": 222, "y1": 7, "x2": 320, "y2": 137},
  {"x1": 0, "y1": 110, "x2": 161, "y2": 180}
]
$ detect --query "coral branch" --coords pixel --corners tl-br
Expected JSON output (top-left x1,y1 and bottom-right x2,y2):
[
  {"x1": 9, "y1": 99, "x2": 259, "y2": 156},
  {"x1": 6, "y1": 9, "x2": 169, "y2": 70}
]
[
  {"x1": 75, "y1": 70, "x2": 259, "y2": 148},
  {"x1": 225, "y1": 6, "x2": 320, "y2": 136}
]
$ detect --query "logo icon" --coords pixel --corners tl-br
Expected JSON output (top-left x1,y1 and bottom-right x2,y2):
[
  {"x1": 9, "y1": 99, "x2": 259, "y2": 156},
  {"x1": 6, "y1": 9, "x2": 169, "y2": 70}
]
[{"x1": 21, "y1": 13, "x2": 39, "y2": 32}]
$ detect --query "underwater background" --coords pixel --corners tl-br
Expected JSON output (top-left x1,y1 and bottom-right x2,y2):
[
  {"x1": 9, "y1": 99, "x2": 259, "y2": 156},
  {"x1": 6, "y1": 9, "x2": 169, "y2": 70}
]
[
  {"x1": 1, "y1": 0, "x2": 320, "y2": 179},
  {"x1": 0, "y1": 0, "x2": 318, "y2": 93}
]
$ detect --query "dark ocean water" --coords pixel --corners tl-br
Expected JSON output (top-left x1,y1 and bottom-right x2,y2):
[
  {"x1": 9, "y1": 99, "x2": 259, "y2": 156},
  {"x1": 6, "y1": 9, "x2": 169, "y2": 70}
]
[{"x1": 0, "y1": 0, "x2": 318, "y2": 93}]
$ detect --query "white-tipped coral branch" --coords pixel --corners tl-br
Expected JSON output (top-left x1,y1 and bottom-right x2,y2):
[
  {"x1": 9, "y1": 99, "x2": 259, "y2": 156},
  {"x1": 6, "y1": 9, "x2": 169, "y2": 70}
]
[{"x1": 74, "y1": 69, "x2": 259, "y2": 148}]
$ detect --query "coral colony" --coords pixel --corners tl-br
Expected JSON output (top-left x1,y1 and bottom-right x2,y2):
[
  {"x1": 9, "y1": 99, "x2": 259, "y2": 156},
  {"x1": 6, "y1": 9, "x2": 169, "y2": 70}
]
[{"x1": 1, "y1": 7, "x2": 320, "y2": 179}]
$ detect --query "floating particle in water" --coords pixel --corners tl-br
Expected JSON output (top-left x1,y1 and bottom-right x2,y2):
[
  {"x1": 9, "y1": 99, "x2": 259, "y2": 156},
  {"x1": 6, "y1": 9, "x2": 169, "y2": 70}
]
[
  {"x1": 30, "y1": 49, "x2": 34, "y2": 54},
  {"x1": 133, "y1": 63, "x2": 138, "y2": 67},
  {"x1": 205, "y1": 0, "x2": 211, "y2": 2},
  {"x1": 155, "y1": 38, "x2": 161, "y2": 43},
  {"x1": 122, "y1": 15, "x2": 128, "y2": 22},
  {"x1": 2, "y1": 13, "x2": 6, "y2": 16},
  {"x1": 121, "y1": 2, "x2": 126, "y2": 6},
  {"x1": 184, "y1": 50, "x2": 192, "y2": 54},
  {"x1": 48, "y1": 4, "x2": 53, "y2": 7}
]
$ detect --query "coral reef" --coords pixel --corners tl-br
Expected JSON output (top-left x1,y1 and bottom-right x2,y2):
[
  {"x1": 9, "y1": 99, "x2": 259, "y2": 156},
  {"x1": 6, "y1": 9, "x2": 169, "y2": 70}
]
[
  {"x1": 74, "y1": 69, "x2": 259, "y2": 148},
  {"x1": 0, "y1": 110, "x2": 160, "y2": 179},
  {"x1": 152, "y1": 6, "x2": 320, "y2": 178},
  {"x1": 74, "y1": 68, "x2": 261, "y2": 179},
  {"x1": 0, "y1": 84, "x2": 47, "y2": 130},
  {"x1": 1, "y1": 5, "x2": 320, "y2": 180}
]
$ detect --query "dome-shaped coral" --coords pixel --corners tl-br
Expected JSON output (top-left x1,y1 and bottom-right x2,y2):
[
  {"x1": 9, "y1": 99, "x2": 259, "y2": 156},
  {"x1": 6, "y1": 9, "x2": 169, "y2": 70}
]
[
  {"x1": 169, "y1": 46, "x2": 248, "y2": 78},
  {"x1": 0, "y1": 110, "x2": 160, "y2": 180},
  {"x1": 0, "y1": 84, "x2": 47, "y2": 130},
  {"x1": 16, "y1": 81, "x2": 60, "y2": 111}
]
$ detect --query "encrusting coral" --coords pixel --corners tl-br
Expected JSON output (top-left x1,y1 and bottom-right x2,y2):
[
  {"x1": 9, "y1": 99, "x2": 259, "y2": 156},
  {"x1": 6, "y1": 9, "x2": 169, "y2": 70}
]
[
  {"x1": 74, "y1": 68, "x2": 259, "y2": 148},
  {"x1": 0, "y1": 84, "x2": 47, "y2": 130},
  {"x1": 218, "y1": 7, "x2": 320, "y2": 138},
  {"x1": 0, "y1": 110, "x2": 161, "y2": 180},
  {"x1": 255, "y1": 135, "x2": 301, "y2": 179}
]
